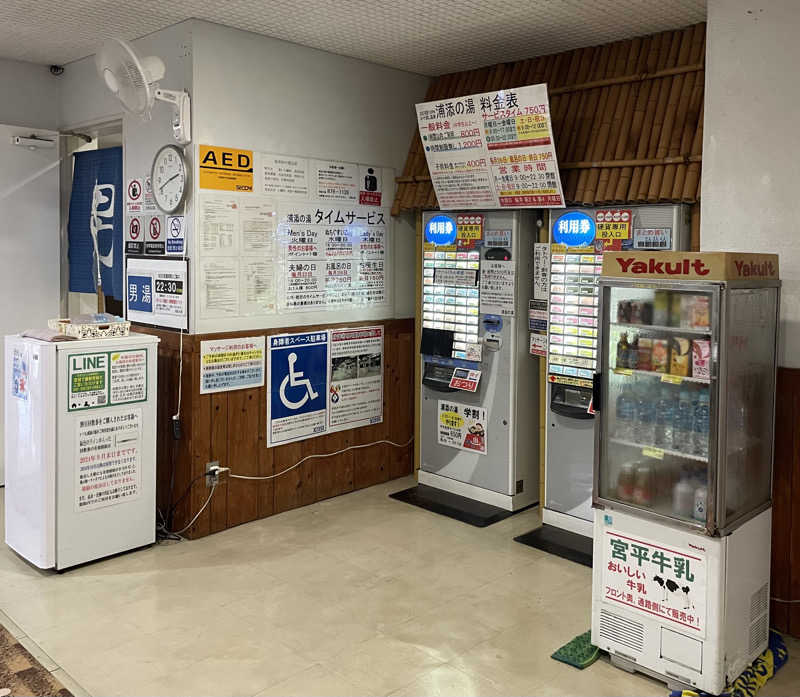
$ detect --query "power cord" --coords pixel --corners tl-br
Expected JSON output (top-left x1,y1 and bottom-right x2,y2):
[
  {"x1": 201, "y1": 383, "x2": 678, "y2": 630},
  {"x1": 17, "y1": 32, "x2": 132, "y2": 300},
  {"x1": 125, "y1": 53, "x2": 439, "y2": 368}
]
[{"x1": 160, "y1": 436, "x2": 414, "y2": 538}]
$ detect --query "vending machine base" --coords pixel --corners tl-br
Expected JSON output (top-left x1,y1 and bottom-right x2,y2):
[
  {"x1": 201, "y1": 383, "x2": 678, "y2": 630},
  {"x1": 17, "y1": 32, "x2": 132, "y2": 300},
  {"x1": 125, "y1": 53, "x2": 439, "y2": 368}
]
[{"x1": 591, "y1": 508, "x2": 771, "y2": 695}]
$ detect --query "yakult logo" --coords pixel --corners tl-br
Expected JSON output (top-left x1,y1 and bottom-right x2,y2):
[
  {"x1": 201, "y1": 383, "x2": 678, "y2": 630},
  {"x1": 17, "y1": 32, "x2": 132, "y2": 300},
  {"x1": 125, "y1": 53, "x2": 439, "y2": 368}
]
[
  {"x1": 733, "y1": 259, "x2": 775, "y2": 277},
  {"x1": 616, "y1": 257, "x2": 710, "y2": 276}
]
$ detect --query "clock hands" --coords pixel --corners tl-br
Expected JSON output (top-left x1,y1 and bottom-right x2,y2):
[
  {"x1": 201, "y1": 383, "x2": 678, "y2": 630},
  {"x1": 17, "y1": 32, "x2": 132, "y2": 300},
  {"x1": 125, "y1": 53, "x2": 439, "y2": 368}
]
[{"x1": 159, "y1": 172, "x2": 181, "y2": 191}]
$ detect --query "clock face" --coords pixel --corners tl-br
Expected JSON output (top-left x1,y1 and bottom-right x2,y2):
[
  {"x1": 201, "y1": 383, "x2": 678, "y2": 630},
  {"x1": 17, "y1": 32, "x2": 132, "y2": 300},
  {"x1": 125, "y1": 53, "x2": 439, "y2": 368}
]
[{"x1": 152, "y1": 145, "x2": 187, "y2": 213}]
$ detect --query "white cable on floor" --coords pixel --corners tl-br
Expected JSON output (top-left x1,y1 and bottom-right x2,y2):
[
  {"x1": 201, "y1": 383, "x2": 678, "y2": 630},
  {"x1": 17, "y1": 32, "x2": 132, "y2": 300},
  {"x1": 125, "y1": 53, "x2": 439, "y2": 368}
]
[
  {"x1": 227, "y1": 437, "x2": 414, "y2": 481},
  {"x1": 171, "y1": 482, "x2": 216, "y2": 536}
]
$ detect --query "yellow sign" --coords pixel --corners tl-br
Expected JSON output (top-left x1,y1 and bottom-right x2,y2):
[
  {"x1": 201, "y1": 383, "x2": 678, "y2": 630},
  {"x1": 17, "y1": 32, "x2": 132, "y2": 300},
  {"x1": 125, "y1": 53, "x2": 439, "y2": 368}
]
[
  {"x1": 440, "y1": 411, "x2": 464, "y2": 429},
  {"x1": 199, "y1": 145, "x2": 254, "y2": 192},
  {"x1": 597, "y1": 221, "x2": 630, "y2": 240},
  {"x1": 614, "y1": 368, "x2": 633, "y2": 376},
  {"x1": 642, "y1": 447, "x2": 665, "y2": 460},
  {"x1": 549, "y1": 375, "x2": 593, "y2": 389},
  {"x1": 661, "y1": 374, "x2": 683, "y2": 385},
  {"x1": 457, "y1": 224, "x2": 482, "y2": 240}
]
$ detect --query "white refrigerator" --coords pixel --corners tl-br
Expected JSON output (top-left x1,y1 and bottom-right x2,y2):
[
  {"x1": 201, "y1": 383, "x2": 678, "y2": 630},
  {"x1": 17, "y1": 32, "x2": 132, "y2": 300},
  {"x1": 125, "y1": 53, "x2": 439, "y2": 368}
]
[
  {"x1": 590, "y1": 252, "x2": 780, "y2": 694},
  {"x1": 5, "y1": 333, "x2": 159, "y2": 570}
]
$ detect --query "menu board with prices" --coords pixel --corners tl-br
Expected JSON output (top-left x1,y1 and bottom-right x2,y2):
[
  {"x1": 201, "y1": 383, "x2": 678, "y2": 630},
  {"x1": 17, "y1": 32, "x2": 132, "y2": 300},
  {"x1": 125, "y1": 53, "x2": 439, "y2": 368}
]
[
  {"x1": 547, "y1": 244, "x2": 602, "y2": 382},
  {"x1": 422, "y1": 247, "x2": 482, "y2": 361}
]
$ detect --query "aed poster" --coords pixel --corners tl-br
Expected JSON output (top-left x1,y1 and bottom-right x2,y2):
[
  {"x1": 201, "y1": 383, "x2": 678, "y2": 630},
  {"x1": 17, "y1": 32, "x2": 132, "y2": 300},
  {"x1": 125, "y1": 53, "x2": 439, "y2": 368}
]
[
  {"x1": 437, "y1": 400, "x2": 487, "y2": 455},
  {"x1": 200, "y1": 336, "x2": 266, "y2": 394},
  {"x1": 75, "y1": 408, "x2": 141, "y2": 512},
  {"x1": 328, "y1": 326, "x2": 383, "y2": 432},
  {"x1": 601, "y1": 528, "x2": 707, "y2": 637},
  {"x1": 415, "y1": 83, "x2": 565, "y2": 210},
  {"x1": 267, "y1": 331, "x2": 329, "y2": 446}
]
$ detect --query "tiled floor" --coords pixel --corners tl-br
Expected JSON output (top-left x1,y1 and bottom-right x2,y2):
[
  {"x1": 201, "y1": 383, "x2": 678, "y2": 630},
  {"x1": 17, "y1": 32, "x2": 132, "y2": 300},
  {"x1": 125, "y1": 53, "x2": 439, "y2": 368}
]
[{"x1": 0, "y1": 477, "x2": 797, "y2": 696}]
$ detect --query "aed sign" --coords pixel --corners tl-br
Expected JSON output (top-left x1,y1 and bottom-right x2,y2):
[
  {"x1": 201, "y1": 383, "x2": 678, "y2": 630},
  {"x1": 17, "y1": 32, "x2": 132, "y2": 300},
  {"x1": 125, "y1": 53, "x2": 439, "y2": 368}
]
[
  {"x1": 199, "y1": 145, "x2": 254, "y2": 192},
  {"x1": 552, "y1": 211, "x2": 596, "y2": 247},
  {"x1": 425, "y1": 215, "x2": 457, "y2": 246}
]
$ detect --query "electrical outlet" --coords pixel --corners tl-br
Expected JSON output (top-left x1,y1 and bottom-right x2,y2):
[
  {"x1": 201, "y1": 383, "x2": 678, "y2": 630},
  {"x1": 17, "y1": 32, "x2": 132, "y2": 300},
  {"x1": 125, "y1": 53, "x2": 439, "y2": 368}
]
[{"x1": 206, "y1": 460, "x2": 220, "y2": 486}]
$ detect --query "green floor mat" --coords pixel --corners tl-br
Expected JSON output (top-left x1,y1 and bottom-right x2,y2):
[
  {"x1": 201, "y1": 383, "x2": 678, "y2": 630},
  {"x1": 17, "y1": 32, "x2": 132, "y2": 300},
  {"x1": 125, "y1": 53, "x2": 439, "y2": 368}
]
[{"x1": 551, "y1": 630, "x2": 601, "y2": 669}]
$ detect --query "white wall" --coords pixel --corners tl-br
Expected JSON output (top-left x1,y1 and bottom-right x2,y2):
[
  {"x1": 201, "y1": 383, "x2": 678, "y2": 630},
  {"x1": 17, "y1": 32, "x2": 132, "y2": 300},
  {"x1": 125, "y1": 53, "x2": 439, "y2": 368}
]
[
  {"x1": 702, "y1": 0, "x2": 800, "y2": 366},
  {"x1": 191, "y1": 21, "x2": 429, "y2": 329},
  {"x1": 0, "y1": 59, "x2": 60, "y2": 130}
]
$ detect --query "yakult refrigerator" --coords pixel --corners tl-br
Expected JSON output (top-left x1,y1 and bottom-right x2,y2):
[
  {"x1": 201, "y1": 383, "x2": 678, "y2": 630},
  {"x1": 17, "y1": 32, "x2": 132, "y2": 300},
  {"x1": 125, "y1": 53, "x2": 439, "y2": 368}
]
[
  {"x1": 590, "y1": 252, "x2": 780, "y2": 694},
  {"x1": 5, "y1": 333, "x2": 159, "y2": 570}
]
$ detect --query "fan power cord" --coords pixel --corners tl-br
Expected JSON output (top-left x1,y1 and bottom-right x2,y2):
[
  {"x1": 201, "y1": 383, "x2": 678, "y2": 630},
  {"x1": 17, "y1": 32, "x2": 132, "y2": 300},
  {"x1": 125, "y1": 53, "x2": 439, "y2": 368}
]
[{"x1": 164, "y1": 436, "x2": 413, "y2": 538}]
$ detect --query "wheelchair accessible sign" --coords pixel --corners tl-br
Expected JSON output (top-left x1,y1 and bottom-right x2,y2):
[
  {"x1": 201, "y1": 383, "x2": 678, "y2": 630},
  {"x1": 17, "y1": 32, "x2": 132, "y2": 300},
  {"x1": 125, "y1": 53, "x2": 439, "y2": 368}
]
[{"x1": 267, "y1": 331, "x2": 329, "y2": 446}]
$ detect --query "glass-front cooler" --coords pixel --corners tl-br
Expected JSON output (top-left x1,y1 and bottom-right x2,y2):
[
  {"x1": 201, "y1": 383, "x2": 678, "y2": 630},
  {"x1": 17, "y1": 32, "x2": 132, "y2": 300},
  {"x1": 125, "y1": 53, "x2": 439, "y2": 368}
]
[{"x1": 593, "y1": 260, "x2": 780, "y2": 536}]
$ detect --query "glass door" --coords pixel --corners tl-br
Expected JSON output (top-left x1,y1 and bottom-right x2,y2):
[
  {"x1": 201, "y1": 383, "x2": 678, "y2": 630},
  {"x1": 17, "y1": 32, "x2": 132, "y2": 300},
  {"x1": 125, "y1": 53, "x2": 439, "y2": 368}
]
[{"x1": 596, "y1": 281, "x2": 718, "y2": 529}]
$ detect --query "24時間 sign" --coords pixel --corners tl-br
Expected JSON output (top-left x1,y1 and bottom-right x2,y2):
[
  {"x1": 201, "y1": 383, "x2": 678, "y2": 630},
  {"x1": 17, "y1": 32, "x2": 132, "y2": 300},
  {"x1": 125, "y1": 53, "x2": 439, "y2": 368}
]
[{"x1": 415, "y1": 83, "x2": 565, "y2": 210}]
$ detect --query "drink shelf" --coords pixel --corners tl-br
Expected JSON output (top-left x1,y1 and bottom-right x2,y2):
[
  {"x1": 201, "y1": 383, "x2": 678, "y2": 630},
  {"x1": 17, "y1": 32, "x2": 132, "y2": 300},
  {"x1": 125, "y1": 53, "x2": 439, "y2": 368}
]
[
  {"x1": 610, "y1": 321, "x2": 711, "y2": 336},
  {"x1": 609, "y1": 436, "x2": 709, "y2": 463},
  {"x1": 612, "y1": 367, "x2": 711, "y2": 385}
]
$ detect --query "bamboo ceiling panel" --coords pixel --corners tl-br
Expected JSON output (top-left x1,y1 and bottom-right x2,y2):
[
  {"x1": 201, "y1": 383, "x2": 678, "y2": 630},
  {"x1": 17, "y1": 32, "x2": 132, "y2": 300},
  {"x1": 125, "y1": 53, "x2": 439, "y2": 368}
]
[{"x1": 392, "y1": 23, "x2": 705, "y2": 215}]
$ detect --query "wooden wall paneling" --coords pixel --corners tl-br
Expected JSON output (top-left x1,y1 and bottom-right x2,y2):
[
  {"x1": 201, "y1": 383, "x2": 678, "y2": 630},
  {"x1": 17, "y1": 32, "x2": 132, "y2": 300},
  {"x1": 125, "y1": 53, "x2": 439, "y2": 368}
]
[
  {"x1": 209, "y1": 391, "x2": 229, "y2": 533},
  {"x1": 388, "y1": 327, "x2": 414, "y2": 480},
  {"x1": 273, "y1": 440, "x2": 308, "y2": 514},
  {"x1": 414, "y1": 211, "x2": 423, "y2": 476},
  {"x1": 187, "y1": 350, "x2": 211, "y2": 538},
  {"x1": 770, "y1": 368, "x2": 796, "y2": 632},
  {"x1": 257, "y1": 379, "x2": 275, "y2": 518},
  {"x1": 226, "y1": 387, "x2": 261, "y2": 527},
  {"x1": 314, "y1": 430, "x2": 354, "y2": 501},
  {"x1": 352, "y1": 403, "x2": 390, "y2": 490}
]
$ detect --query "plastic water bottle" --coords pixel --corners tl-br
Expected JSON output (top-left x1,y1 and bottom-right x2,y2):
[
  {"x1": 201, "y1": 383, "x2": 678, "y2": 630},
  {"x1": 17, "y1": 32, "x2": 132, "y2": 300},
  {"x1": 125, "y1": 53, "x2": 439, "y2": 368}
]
[
  {"x1": 635, "y1": 390, "x2": 656, "y2": 444},
  {"x1": 693, "y1": 392, "x2": 710, "y2": 458},
  {"x1": 615, "y1": 385, "x2": 636, "y2": 440},
  {"x1": 673, "y1": 390, "x2": 693, "y2": 453},
  {"x1": 655, "y1": 386, "x2": 674, "y2": 448}
]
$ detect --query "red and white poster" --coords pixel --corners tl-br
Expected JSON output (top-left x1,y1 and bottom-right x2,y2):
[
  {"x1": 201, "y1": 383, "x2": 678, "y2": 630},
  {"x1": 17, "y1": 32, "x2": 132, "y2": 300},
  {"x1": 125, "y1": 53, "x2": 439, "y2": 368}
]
[
  {"x1": 602, "y1": 528, "x2": 707, "y2": 637},
  {"x1": 449, "y1": 368, "x2": 481, "y2": 392},
  {"x1": 594, "y1": 209, "x2": 632, "y2": 251},
  {"x1": 415, "y1": 83, "x2": 564, "y2": 210},
  {"x1": 437, "y1": 400, "x2": 487, "y2": 455}
]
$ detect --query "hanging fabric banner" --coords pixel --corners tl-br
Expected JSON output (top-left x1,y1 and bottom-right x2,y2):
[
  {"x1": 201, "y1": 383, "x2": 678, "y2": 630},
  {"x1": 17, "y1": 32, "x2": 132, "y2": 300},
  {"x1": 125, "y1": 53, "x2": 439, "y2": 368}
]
[{"x1": 68, "y1": 147, "x2": 124, "y2": 300}]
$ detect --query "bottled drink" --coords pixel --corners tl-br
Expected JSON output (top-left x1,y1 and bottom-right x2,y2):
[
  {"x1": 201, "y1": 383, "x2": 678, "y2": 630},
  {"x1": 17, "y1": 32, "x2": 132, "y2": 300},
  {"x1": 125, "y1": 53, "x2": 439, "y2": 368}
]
[
  {"x1": 655, "y1": 386, "x2": 675, "y2": 447},
  {"x1": 628, "y1": 334, "x2": 639, "y2": 369},
  {"x1": 635, "y1": 390, "x2": 656, "y2": 443},
  {"x1": 616, "y1": 462, "x2": 635, "y2": 501},
  {"x1": 673, "y1": 475, "x2": 695, "y2": 518},
  {"x1": 693, "y1": 485, "x2": 707, "y2": 521},
  {"x1": 615, "y1": 385, "x2": 636, "y2": 440},
  {"x1": 672, "y1": 389, "x2": 693, "y2": 452},
  {"x1": 693, "y1": 392, "x2": 710, "y2": 458},
  {"x1": 616, "y1": 332, "x2": 629, "y2": 369},
  {"x1": 632, "y1": 463, "x2": 654, "y2": 507}
]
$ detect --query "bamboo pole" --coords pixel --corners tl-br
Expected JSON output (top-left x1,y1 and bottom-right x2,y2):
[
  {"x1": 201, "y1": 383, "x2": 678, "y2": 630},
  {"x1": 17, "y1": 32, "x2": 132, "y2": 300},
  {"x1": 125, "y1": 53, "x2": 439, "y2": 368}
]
[
  {"x1": 549, "y1": 62, "x2": 703, "y2": 96},
  {"x1": 682, "y1": 100, "x2": 704, "y2": 202},
  {"x1": 649, "y1": 27, "x2": 693, "y2": 201}
]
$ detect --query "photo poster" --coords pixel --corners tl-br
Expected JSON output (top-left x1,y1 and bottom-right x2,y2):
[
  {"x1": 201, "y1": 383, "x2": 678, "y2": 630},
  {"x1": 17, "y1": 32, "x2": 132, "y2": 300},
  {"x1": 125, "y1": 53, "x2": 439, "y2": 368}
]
[
  {"x1": 266, "y1": 327, "x2": 385, "y2": 446},
  {"x1": 200, "y1": 336, "x2": 266, "y2": 394},
  {"x1": 197, "y1": 147, "x2": 393, "y2": 326},
  {"x1": 328, "y1": 326, "x2": 384, "y2": 432},
  {"x1": 415, "y1": 83, "x2": 565, "y2": 210},
  {"x1": 437, "y1": 400, "x2": 487, "y2": 455}
]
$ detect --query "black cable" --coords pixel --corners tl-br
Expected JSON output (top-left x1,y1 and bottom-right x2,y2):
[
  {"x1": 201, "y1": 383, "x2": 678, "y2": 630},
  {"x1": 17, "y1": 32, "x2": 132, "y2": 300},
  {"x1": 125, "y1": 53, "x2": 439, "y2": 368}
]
[{"x1": 167, "y1": 472, "x2": 207, "y2": 521}]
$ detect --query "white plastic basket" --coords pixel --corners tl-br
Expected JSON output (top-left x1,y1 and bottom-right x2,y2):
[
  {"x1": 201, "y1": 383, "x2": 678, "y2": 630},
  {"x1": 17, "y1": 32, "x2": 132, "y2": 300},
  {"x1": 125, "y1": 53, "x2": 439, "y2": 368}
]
[{"x1": 48, "y1": 317, "x2": 131, "y2": 339}]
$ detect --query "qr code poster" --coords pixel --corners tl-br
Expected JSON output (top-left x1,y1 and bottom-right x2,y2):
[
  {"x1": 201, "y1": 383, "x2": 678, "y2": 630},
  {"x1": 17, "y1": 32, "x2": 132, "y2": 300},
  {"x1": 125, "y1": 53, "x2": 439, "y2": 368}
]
[{"x1": 437, "y1": 400, "x2": 487, "y2": 455}]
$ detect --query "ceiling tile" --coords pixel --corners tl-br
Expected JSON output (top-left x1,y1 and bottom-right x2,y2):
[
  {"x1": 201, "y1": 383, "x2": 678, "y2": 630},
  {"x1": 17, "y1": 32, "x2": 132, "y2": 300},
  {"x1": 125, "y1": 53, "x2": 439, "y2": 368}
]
[{"x1": 0, "y1": 0, "x2": 706, "y2": 75}]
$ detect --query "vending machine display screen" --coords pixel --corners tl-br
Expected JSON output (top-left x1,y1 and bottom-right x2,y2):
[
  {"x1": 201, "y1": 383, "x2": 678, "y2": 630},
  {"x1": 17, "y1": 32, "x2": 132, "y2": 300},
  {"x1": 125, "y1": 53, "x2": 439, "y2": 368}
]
[
  {"x1": 547, "y1": 248, "x2": 602, "y2": 381},
  {"x1": 422, "y1": 249, "x2": 482, "y2": 361}
]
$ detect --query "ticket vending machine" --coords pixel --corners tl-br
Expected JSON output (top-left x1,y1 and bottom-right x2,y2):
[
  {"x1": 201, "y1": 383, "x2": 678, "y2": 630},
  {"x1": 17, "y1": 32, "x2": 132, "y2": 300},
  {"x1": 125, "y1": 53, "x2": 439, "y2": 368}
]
[
  {"x1": 418, "y1": 210, "x2": 540, "y2": 511},
  {"x1": 534, "y1": 204, "x2": 690, "y2": 560}
]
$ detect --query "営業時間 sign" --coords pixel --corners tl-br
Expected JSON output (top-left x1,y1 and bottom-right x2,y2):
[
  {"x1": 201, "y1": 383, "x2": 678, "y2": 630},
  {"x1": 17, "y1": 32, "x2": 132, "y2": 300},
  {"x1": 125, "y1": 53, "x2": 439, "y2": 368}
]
[{"x1": 415, "y1": 83, "x2": 565, "y2": 210}]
